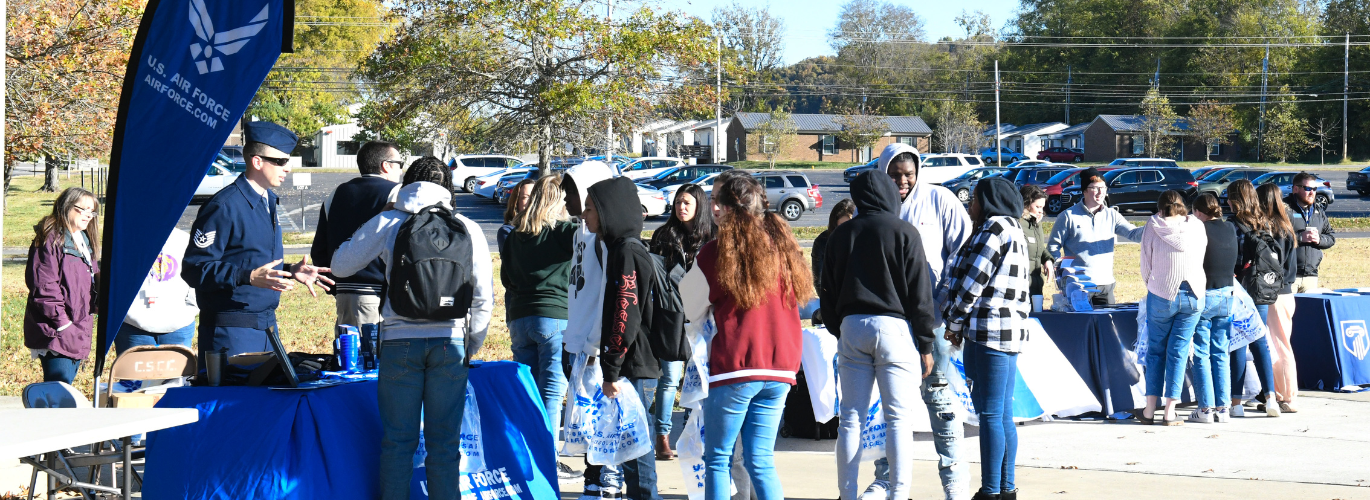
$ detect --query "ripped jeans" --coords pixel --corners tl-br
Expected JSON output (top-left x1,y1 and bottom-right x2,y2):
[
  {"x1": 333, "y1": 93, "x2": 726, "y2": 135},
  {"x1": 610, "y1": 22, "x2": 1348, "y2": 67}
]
[{"x1": 873, "y1": 328, "x2": 967, "y2": 500}]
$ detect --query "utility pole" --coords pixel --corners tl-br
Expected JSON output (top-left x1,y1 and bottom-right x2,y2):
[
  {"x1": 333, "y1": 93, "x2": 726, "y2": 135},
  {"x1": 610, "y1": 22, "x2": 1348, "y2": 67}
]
[
  {"x1": 605, "y1": 0, "x2": 614, "y2": 161},
  {"x1": 715, "y1": 34, "x2": 722, "y2": 163},
  {"x1": 1344, "y1": 32, "x2": 1350, "y2": 161},
  {"x1": 1258, "y1": 46, "x2": 1269, "y2": 162},
  {"x1": 1065, "y1": 65, "x2": 1072, "y2": 124},
  {"x1": 995, "y1": 60, "x2": 1002, "y2": 167}
]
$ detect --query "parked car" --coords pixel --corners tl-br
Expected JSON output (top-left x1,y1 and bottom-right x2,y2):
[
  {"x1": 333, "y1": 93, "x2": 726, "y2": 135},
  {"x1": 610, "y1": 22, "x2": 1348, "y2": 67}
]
[
  {"x1": 1193, "y1": 164, "x2": 1246, "y2": 181},
  {"x1": 752, "y1": 171, "x2": 822, "y2": 221},
  {"x1": 1036, "y1": 147, "x2": 1085, "y2": 163},
  {"x1": 843, "y1": 158, "x2": 880, "y2": 183},
  {"x1": 660, "y1": 172, "x2": 725, "y2": 203},
  {"x1": 194, "y1": 153, "x2": 243, "y2": 199},
  {"x1": 220, "y1": 146, "x2": 244, "y2": 164},
  {"x1": 979, "y1": 147, "x2": 1029, "y2": 165},
  {"x1": 620, "y1": 157, "x2": 686, "y2": 180},
  {"x1": 1013, "y1": 165, "x2": 1070, "y2": 187},
  {"x1": 638, "y1": 184, "x2": 670, "y2": 218},
  {"x1": 918, "y1": 153, "x2": 985, "y2": 185},
  {"x1": 1058, "y1": 167, "x2": 1198, "y2": 213},
  {"x1": 473, "y1": 167, "x2": 535, "y2": 199},
  {"x1": 635, "y1": 164, "x2": 732, "y2": 190},
  {"x1": 1195, "y1": 168, "x2": 1270, "y2": 198},
  {"x1": 1106, "y1": 158, "x2": 1179, "y2": 169},
  {"x1": 1004, "y1": 159, "x2": 1051, "y2": 169},
  {"x1": 450, "y1": 154, "x2": 524, "y2": 193},
  {"x1": 938, "y1": 167, "x2": 1009, "y2": 204},
  {"x1": 1220, "y1": 172, "x2": 1334, "y2": 207},
  {"x1": 1346, "y1": 165, "x2": 1370, "y2": 196}
]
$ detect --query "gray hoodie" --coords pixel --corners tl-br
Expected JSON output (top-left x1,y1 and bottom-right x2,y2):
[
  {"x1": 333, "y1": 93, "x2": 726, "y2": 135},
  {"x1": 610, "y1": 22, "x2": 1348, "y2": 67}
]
[
  {"x1": 330, "y1": 181, "x2": 494, "y2": 353},
  {"x1": 1047, "y1": 201, "x2": 1145, "y2": 287}
]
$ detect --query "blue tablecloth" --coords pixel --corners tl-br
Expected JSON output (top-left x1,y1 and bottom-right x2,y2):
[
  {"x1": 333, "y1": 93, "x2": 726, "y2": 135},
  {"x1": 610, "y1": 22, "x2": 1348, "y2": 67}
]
[
  {"x1": 1293, "y1": 294, "x2": 1370, "y2": 391},
  {"x1": 1033, "y1": 307, "x2": 1142, "y2": 415},
  {"x1": 143, "y1": 361, "x2": 558, "y2": 500}
]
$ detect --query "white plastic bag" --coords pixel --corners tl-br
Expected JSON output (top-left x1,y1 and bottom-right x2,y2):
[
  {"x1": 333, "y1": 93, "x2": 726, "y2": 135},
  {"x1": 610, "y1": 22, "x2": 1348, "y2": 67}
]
[
  {"x1": 858, "y1": 395, "x2": 887, "y2": 462},
  {"x1": 1133, "y1": 297, "x2": 1149, "y2": 361},
  {"x1": 1229, "y1": 286, "x2": 1268, "y2": 352},
  {"x1": 679, "y1": 313, "x2": 717, "y2": 410},
  {"x1": 586, "y1": 377, "x2": 654, "y2": 465},
  {"x1": 676, "y1": 409, "x2": 736, "y2": 500},
  {"x1": 561, "y1": 352, "x2": 600, "y2": 456},
  {"x1": 458, "y1": 381, "x2": 485, "y2": 473}
]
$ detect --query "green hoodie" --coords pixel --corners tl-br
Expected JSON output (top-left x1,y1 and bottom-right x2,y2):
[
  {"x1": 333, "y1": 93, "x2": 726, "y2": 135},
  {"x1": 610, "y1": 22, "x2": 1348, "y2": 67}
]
[{"x1": 500, "y1": 220, "x2": 578, "y2": 320}]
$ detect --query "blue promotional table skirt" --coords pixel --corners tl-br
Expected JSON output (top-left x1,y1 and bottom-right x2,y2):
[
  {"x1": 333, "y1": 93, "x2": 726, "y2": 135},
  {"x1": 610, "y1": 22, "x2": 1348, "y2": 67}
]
[
  {"x1": 1032, "y1": 307, "x2": 1144, "y2": 415},
  {"x1": 142, "y1": 361, "x2": 558, "y2": 499},
  {"x1": 1292, "y1": 294, "x2": 1370, "y2": 391}
]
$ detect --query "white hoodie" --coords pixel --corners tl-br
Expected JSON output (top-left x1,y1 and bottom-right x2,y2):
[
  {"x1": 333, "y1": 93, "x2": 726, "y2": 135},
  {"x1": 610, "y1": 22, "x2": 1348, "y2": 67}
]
[
  {"x1": 125, "y1": 228, "x2": 198, "y2": 333},
  {"x1": 330, "y1": 182, "x2": 494, "y2": 353},
  {"x1": 878, "y1": 143, "x2": 972, "y2": 295},
  {"x1": 1140, "y1": 214, "x2": 1208, "y2": 303},
  {"x1": 562, "y1": 161, "x2": 616, "y2": 356}
]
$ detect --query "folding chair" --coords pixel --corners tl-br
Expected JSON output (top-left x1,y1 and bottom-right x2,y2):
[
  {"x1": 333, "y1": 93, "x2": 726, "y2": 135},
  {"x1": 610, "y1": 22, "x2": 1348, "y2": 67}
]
[
  {"x1": 20, "y1": 382, "x2": 125, "y2": 500},
  {"x1": 94, "y1": 345, "x2": 198, "y2": 491}
]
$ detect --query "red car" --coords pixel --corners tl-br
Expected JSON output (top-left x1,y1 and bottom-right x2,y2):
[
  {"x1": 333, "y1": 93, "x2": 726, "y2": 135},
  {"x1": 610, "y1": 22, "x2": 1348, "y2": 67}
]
[
  {"x1": 1037, "y1": 147, "x2": 1085, "y2": 163},
  {"x1": 1042, "y1": 167, "x2": 1116, "y2": 215}
]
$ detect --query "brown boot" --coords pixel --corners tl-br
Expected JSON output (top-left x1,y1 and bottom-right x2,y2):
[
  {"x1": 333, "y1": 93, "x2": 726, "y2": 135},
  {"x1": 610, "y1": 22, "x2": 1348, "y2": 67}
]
[{"x1": 655, "y1": 434, "x2": 676, "y2": 460}]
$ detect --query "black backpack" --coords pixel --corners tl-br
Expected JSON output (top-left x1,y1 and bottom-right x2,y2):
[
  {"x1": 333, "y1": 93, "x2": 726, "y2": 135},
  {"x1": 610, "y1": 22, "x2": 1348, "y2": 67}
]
[
  {"x1": 388, "y1": 205, "x2": 476, "y2": 320},
  {"x1": 634, "y1": 240, "x2": 689, "y2": 362},
  {"x1": 1239, "y1": 228, "x2": 1284, "y2": 306}
]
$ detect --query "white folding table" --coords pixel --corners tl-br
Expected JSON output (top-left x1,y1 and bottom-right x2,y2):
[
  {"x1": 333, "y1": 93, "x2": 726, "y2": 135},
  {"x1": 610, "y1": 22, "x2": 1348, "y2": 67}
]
[{"x1": 0, "y1": 408, "x2": 199, "y2": 499}]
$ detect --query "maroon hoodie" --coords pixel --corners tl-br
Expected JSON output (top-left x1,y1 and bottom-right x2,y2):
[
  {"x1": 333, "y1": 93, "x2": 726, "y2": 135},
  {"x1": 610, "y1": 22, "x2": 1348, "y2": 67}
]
[{"x1": 24, "y1": 231, "x2": 98, "y2": 360}]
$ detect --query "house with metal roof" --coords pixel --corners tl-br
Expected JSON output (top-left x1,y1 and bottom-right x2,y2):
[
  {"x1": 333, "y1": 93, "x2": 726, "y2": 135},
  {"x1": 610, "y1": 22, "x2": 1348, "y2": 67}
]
[
  {"x1": 984, "y1": 122, "x2": 1070, "y2": 159},
  {"x1": 724, "y1": 112, "x2": 932, "y2": 163},
  {"x1": 1082, "y1": 114, "x2": 1238, "y2": 162},
  {"x1": 1043, "y1": 122, "x2": 1090, "y2": 150}
]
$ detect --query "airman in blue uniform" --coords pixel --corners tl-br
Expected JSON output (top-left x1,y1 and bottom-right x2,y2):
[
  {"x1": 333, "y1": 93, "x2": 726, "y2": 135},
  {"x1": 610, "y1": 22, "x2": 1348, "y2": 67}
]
[{"x1": 182, "y1": 122, "x2": 333, "y2": 357}]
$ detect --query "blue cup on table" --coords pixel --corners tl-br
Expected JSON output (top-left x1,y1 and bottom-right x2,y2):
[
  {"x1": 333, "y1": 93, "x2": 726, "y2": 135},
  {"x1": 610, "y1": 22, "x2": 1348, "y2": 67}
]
[{"x1": 335, "y1": 329, "x2": 360, "y2": 373}]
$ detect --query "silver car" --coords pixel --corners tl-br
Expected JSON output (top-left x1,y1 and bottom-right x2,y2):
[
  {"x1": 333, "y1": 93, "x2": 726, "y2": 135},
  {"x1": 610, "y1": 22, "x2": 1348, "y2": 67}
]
[{"x1": 751, "y1": 171, "x2": 822, "y2": 222}]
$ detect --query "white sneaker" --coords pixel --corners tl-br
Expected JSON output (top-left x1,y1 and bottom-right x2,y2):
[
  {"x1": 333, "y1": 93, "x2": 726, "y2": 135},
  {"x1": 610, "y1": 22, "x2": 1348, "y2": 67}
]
[{"x1": 859, "y1": 479, "x2": 891, "y2": 500}]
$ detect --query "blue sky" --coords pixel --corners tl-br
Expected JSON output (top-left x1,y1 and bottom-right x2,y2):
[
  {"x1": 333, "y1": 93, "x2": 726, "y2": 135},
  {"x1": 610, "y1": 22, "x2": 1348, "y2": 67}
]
[{"x1": 671, "y1": 0, "x2": 1021, "y2": 64}]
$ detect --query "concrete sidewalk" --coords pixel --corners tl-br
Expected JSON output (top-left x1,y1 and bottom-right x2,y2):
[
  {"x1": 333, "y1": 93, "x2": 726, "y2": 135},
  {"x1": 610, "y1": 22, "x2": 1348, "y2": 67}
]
[{"x1": 5, "y1": 393, "x2": 1368, "y2": 499}]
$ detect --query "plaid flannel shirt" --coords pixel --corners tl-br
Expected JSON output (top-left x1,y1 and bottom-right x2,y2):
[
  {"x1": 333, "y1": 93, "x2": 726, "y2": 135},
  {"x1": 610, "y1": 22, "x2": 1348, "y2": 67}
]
[{"x1": 940, "y1": 216, "x2": 1031, "y2": 353}]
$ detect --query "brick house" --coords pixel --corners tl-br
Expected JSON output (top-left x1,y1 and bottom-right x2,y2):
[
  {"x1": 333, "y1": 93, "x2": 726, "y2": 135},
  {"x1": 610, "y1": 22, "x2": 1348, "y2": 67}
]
[
  {"x1": 724, "y1": 112, "x2": 932, "y2": 163},
  {"x1": 1082, "y1": 114, "x2": 1238, "y2": 162}
]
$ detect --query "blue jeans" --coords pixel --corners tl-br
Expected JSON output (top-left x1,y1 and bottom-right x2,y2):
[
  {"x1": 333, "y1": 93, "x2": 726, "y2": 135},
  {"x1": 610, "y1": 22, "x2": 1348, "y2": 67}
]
[
  {"x1": 874, "y1": 327, "x2": 966, "y2": 499},
  {"x1": 1145, "y1": 285, "x2": 1201, "y2": 399},
  {"x1": 377, "y1": 337, "x2": 468, "y2": 500},
  {"x1": 1192, "y1": 288, "x2": 1233, "y2": 409},
  {"x1": 964, "y1": 341, "x2": 1018, "y2": 495},
  {"x1": 598, "y1": 378, "x2": 662, "y2": 500},
  {"x1": 703, "y1": 380, "x2": 789, "y2": 500},
  {"x1": 507, "y1": 316, "x2": 567, "y2": 436},
  {"x1": 652, "y1": 360, "x2": 683, "y2": 436},
  {"x1": 40, "y1": 352, "x2": 82, "y2": 384},
  {"x1": 114, "y1": 322, "x2": 195, "y2": 355},
  {"x1": 1231, "y1": 304, "x2": 1276, "y2": 400}
]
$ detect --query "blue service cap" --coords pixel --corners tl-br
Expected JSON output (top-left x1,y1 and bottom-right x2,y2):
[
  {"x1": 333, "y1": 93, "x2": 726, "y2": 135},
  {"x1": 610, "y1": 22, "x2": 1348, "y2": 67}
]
[{"x1": 244, "y1": 121, "x2": 298, "y2": 155}]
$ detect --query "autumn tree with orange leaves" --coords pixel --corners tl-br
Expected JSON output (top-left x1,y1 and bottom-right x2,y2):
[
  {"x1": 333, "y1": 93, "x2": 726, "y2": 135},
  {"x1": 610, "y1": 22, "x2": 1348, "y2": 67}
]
[{"x1": 5, "y1": 0, "x2": 144, "y2": 197}]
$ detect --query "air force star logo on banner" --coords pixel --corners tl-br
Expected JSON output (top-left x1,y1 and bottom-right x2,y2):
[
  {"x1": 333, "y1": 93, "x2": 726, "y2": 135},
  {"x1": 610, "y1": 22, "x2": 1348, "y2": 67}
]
[
  {"x1": 1342, "y1": 320, "x2": 1369, "y2": 361},
  {"x1": 193, "y1": 229, "x2": 217, "y2": 248},
  {"x1": 187, "y1": 0, "x2": 269, "y2": 74}
]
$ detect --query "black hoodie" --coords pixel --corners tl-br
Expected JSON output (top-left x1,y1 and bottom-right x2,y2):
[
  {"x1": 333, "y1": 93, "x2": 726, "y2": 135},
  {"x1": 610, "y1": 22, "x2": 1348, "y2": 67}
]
[
  {"x1": 587, "y1": 177, "x2": 660, "y2": 382},
  {"x1": 819, "y1": 170, "x2": 938, "y2": 352}
]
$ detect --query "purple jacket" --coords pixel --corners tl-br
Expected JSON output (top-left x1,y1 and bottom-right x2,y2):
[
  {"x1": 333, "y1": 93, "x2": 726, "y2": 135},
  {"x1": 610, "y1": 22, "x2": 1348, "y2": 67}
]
[{"x1": 24, "y1": 231, "x2": 98, "y2": 359}]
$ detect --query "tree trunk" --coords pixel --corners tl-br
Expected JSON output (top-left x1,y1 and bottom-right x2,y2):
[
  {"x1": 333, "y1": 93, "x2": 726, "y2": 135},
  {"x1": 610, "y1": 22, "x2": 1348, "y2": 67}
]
[
  {"x1": 41, "y1": 154, "x2": 60, "y2": 192},
  {"x1": 537, "y1": 117, "x2": 553, "y2": 178}
]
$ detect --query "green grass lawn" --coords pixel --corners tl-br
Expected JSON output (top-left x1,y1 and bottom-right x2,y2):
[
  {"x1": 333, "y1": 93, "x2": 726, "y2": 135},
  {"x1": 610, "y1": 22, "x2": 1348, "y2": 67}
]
[{"x1": 727, "y1": 160, "x2": 863, "y2": 170}]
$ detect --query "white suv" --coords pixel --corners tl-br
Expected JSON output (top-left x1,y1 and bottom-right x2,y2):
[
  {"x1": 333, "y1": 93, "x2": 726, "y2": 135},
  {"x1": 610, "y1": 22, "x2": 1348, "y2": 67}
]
[
  {"x1": 918, "y1": 154, "x2": 984, "y2": 185},
  {"x1": 450, "y1": 154, "x2": 524, "y2": 193}
]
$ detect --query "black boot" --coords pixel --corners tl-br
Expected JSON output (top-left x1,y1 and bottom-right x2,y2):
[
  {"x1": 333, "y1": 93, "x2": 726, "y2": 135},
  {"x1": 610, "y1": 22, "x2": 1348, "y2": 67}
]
[
  {"x1": 1000, "y1": 489, "x2": 1018, "y2": 500},
  {"x1": 971, "y1": 491, "x2": 1001, "y2": 500}
]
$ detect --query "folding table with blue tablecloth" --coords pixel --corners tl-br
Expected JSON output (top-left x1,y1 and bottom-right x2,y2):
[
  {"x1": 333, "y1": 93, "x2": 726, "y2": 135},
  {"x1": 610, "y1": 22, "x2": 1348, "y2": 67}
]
[
  {"x1": 141, "y1": 361, "x2": 559, "y2": 500},
  {"x1": 1292, "y1": 294, "x2": 1370, "y2": 391},
  {"x1": 1032, "y1": 307, "x2": 1145, "y2": 415}
]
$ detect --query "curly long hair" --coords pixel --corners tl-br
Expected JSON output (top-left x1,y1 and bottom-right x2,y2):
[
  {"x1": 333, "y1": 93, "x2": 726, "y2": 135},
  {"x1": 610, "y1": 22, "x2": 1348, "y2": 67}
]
[{"x1": 712, "y1": 175, "x2": 813, "y2": 310}]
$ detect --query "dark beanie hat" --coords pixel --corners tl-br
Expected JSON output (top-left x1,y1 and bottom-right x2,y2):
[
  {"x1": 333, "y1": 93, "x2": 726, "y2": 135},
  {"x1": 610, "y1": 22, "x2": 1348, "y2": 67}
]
[{"x1": 1079, "y1": 167, "x2": 1103, "y2": 187}]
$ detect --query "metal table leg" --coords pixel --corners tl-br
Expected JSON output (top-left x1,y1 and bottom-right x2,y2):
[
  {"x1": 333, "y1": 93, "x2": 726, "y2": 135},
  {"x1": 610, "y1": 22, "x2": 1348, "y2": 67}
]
[{"x1": 122, "y1": 436, "x2": 132, "y2": 500}]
